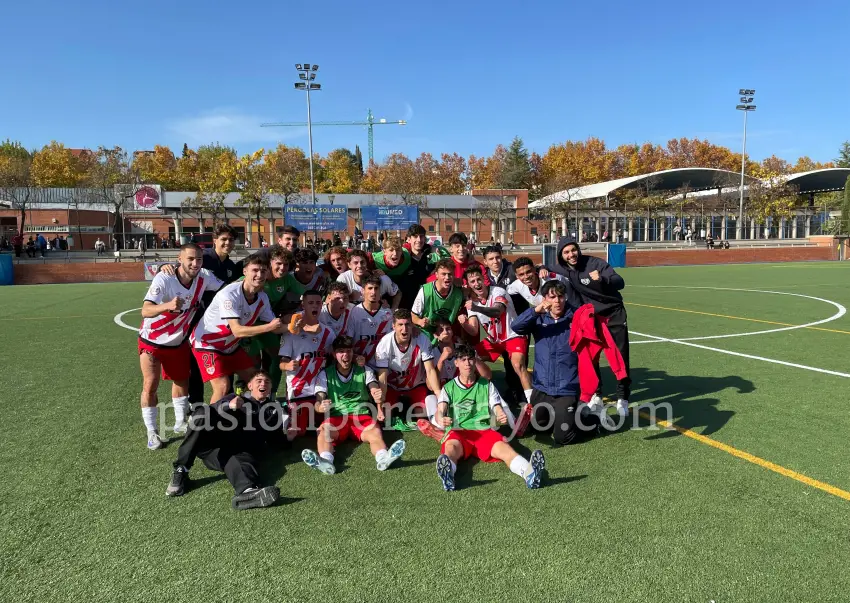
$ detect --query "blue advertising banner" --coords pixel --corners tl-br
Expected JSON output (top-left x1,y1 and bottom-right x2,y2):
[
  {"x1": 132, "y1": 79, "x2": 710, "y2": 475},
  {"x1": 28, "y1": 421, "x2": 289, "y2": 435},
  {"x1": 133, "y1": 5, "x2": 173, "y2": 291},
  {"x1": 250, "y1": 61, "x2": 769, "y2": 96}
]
[
  {"x1": 284, "y1": 204, "x2": 348, "y2": 232},
  {"x1": 361, "y1": 206, "x2": 420, "y2": 231}
]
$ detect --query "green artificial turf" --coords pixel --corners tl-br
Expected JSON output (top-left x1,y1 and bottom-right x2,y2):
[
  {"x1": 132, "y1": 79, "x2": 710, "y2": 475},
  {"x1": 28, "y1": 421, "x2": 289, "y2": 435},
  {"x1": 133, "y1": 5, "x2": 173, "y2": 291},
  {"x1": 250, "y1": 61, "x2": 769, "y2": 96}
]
[{"x1": 2, "y1": 261, "x2": 850, "y2": 602}]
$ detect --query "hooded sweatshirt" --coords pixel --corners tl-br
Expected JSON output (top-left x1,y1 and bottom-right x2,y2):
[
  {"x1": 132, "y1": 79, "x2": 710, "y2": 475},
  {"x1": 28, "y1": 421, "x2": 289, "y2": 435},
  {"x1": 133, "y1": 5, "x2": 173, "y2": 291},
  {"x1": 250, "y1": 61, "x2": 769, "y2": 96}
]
[{"x1": 548, "y1": 237, "x2": 625, "y2": 316}]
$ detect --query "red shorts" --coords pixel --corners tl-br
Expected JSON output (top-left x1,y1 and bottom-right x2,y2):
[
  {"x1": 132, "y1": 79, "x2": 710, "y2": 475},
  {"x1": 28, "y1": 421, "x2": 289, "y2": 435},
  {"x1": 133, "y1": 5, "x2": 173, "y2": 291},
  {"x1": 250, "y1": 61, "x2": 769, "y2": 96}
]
[
  {"x1": 139, "y1": 339, "x2": 191, "y2": 381},
  {"x1": 320, "y1": 414, "x2": 376, "y2": 442},
  {"x1": 441, "y1": 428, "x2": 505, "y2": 462},
  {"x1": 289, "y1": 397, "x2": 317, "y2": 437},
  {"x1": 475, "y1": 336, "x2": 529, "y2": 362},
  {"x1": 386, "y1": 383, "x2": 432, "y2": 407},
  {"x1": 192, "y1": 347, "x2": 255, "y2": 383}
]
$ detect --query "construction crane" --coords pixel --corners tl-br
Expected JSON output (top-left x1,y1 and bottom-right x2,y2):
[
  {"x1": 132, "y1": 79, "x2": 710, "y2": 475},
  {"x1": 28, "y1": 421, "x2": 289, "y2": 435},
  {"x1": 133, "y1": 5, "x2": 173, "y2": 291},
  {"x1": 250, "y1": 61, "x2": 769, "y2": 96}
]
[{"x1": 261, "y1": 109, "x2": 406, "y2": 164}]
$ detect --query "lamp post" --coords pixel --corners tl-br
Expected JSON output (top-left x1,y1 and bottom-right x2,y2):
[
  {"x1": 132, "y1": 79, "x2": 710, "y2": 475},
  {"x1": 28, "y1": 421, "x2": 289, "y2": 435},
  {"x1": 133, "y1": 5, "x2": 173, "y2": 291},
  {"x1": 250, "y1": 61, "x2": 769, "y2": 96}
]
[
  {"x1": 295, "y1": 63, "x2": 321, "y2": 242},
  {"x1": 736, "y1": 89, "x2": 756, "y2": 239}
]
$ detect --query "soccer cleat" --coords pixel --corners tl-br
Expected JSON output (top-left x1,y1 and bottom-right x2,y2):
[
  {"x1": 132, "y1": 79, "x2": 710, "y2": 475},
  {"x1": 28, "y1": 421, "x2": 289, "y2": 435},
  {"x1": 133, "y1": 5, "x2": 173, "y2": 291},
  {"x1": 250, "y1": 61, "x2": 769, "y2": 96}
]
[
  {"x1": 416, "y1": 419, "x2": 444, "y2": 442},
  {"x1": 616, "y1": 399, "x2": 630, "y2": 418},
  {"x1": 436, "y1": 454, "x2": 455, "y2": 491},
  {"x1": 377, "y1": 439, "x2": 406, "y2": 471},
  {"x1": 147, "y1": 431, "x2": 163, "y2": 450},
  {"x1": 173, "y1": 421, "x2": 188, "y2": 436},
  {"x1": 231, "y1": 486, "x2": 280, "y2": 510},
  {"x1": 525, "y1": 450, "x2": 546, "y2": 489},
  {"x1": 588, "y1": 394, "x2": 604, "y2": 412},
  {"x1": 301, "y1": 449, "x2": 336, "y2": 475},
  {"x1": 515, "y1": 403, "x2": 533, "y2": 438},
  {"x1": 166, "y1": 466, "x2": 188, "y2": 497}
]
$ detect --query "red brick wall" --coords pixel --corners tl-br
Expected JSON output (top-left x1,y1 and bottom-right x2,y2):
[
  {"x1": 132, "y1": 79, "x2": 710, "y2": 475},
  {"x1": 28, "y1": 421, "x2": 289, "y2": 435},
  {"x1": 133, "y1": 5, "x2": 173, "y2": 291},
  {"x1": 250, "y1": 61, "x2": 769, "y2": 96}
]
[{"x1": 13, "y1": 263, "x2": 144, "y2": 285}]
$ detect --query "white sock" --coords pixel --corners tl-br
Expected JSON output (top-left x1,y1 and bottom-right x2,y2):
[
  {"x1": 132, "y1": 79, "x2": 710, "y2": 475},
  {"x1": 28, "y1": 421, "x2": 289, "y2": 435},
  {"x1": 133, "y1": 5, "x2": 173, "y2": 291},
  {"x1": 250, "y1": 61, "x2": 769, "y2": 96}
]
[
  {"x1": 510, "y1": 456, "x2": 531, "y2": 478},
  {"x1": 319, "y1": 451, "x2": 334, "y2": 463},
  {"x1": 375, "y1": 448, "x2": 388, "y2": 460},
  {"x1": 142, "y1": 407, "x2": 158, "y2": 433},
  {"x1": 524, "y1": 389, "x2": 533, "y2": 403},
  {"x1": 173, "y1": 396, "x2": 190, "y2": 425}
]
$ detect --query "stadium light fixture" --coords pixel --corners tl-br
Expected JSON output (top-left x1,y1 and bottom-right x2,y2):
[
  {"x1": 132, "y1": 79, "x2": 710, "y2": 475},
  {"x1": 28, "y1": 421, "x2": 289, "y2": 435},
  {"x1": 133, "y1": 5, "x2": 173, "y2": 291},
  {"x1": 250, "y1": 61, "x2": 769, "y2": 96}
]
[
  {"x1": 296, "y1": 64, "x2": 303, "y2": 70},
  {"x1": 735, "y1": 89, "x2": 757, "y2": 240}
]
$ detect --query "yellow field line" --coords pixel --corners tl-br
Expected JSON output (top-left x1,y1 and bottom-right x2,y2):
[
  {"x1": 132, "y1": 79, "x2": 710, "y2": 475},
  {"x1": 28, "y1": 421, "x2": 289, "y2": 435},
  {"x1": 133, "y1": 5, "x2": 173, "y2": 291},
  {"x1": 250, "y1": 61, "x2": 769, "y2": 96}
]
[
  {"x1": 627, "y1": 302, "x2": 850, "y2": 335},
  {"x1": 637, "y1": 410, "x2": 850, "y2": 502}
]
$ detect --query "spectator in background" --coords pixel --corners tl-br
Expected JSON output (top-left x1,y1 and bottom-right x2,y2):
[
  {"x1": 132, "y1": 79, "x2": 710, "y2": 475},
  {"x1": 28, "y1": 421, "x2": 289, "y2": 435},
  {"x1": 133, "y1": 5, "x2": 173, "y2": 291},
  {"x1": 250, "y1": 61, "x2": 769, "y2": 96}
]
[
  {"x1": 36, "y1": 233, "x2": 47, "y2": 257},
  {"x1": 26, "y1": 236, "x2": 36, "y2": 257},
  {"x1": 705, "y1": 233, "x2": 715, "y2": 249},
  {"x1": 95, "y1": 237, "x2": 106, "y2": 256},
  {"x1": 12, "y1": 233, "x2": 23, "y2": 257}
]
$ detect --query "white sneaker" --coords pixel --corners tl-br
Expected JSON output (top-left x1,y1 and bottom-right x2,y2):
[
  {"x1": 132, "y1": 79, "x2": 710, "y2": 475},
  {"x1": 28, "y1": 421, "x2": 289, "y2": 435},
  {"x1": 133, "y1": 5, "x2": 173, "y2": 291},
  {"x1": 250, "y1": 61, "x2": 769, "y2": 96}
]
[
  {"x1": 147, "y1": 431, "x2": 163, "y2": 450},
  {"x1": 173, "y1": 421, "x2": 188, "y2": 436},
  {"x1": 587, "y1": 394, "x2": 604, "y2": 414},
  {"x1": 616, "y1": 399, "x2": 630, "y2": 418}
]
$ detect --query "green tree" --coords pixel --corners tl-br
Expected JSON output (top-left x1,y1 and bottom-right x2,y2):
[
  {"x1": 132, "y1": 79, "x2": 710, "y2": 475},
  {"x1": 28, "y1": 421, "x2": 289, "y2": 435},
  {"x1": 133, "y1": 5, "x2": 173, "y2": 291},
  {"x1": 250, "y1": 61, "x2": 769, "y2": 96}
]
[
  {"x1": 841, "y1": 176, "x2": 850, "y2": 234},
  {"x1": 0, "y1": 139, "x2": 32, "y2": 161},
  {"x1": 498, "y1": 136, "x2": 532, "y2": 190},
  {"x1": 354, "y1": 145, "x2": 364, "y2": 176},
  {"x1": 837, "y1": 141, "x2": 850, "y2": 168}
]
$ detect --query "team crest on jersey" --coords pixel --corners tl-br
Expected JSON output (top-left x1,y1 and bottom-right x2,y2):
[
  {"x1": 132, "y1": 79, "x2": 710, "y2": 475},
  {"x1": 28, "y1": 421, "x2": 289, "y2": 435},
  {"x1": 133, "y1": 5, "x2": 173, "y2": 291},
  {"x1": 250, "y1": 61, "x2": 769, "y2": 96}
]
[
  {"x1": 276, "y1": 286, "x2": 284, "y2": 293},
  {"x1": 206, "y1": 367, "x2": 215, "y2": 375},
  {"x1": 227, "y1": 270, "x2": 232, "y2": 278},
  {"x1": 151, "y1": 286, "x2": 161, "y2": 296},
  {"x1": 312, "y1": 337, "x2": 318, "y2": 343},
  {"x1": 223, "y1": 300, "x2": 234, "y2": 310},
  {"x1": 581, "y1": 278, "x2": 590, "y2": 285}
]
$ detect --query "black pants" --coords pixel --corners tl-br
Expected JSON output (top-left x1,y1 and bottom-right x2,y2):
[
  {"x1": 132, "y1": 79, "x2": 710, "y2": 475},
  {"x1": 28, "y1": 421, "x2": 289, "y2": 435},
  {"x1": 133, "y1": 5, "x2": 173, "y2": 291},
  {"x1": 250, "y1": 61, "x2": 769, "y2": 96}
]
[
  {"x1": 174, "y1": 410, "x2": 261, "y2": 494},
  {"x1": 530, "y1": 390, "x2": 595, "y2": 445},
  {"x1": 595, "y1": 306, "x2": 631, "y2": 400}
]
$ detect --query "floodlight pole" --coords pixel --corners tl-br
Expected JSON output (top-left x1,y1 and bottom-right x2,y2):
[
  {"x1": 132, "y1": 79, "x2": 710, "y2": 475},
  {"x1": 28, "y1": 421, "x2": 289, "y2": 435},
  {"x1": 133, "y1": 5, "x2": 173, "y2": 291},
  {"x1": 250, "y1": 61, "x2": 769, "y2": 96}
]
[
  {"x1": 736, "y1": 89, "x2": 756, "y2": 240},
  {"x1": 295, "y1": 63, "x2": 320, "y2": 244}
]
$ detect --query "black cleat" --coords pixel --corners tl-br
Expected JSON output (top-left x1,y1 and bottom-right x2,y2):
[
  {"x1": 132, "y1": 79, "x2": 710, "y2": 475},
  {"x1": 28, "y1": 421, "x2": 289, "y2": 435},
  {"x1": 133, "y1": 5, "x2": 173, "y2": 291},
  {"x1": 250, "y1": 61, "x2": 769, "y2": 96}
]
[
  {"x1": 166, "y1": 466, "x2": 189, "y2": 497},
  {"x1": 231, "y1": 486, "x2": 280, "y2": 510}
]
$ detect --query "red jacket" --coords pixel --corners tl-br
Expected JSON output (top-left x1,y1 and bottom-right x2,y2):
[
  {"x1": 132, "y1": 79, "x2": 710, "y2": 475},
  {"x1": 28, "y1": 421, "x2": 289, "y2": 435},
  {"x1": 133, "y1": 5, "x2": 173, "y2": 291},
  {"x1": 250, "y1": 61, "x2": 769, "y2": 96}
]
[{"x1": 568, "y1": 304, "x2": 627, "y2": 403}]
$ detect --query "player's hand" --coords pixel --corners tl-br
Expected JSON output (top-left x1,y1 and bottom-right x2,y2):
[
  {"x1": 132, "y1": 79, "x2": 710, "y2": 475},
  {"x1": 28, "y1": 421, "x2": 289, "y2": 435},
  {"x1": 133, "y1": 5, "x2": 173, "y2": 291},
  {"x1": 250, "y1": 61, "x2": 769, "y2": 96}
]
[
  {"x1": 372, "y1": 269, "x2": 385, "y2": 278},
  {"x1": 457, "y1": 314, "x2": 468, "y2": 326},
  {"x1": 165, "y1": 297, "x2": 184, "y2": 312},
  {"x1": 355, "y1": 355, "x2": 366, "y2": 367},
  {"x1": 538, "y1": 268, "x2": 548, "y2": 281},
  {"x1": 439, "y1": 416, "x2": 452, "y2": 427},
  {"x1": 161, "y1": 264, "x2": 177, "y2": 276},
  {"x1": 437, "y1": 330, "x2": 454, "y2": 345},
  {"x1": 229, "y1": 396, "x2": 244, "y2": 411},
  {"x1": 589, "y1": 270, "x2": 600, "y2": 282},
  {"x1": 464, "y1": 299, "x2": 474, "y2": 311},
  {"x1": 281, "y1": 359, "x2": 300, "y2": 372},
  {"x1": 290, "y1": 314, "x2": 303, "y2": 334},
  {"x1": 316, "y1": 399, "x2": 331, "y2": 413},
  {"x1": 420, "y1": 317, "x2": 431, "y2": 328},
  {"x1": 376, "y1": 405, "x2": 385, "y2": 422},
  {"x1": 535, "y1": 300, "x2": 552, "y2": 314},
  {"x1": 350, "y1": 290, "x2": 363, "y2": 302},
  {"x1": 494, "y1": 405, "x2": 508, "y2": 425},
  {"x1": 267, "y1": 317, "x2": 284, "y2": 333},
  {"x1": 381, "y1": 299, "x2": 390, "y2": 308}
]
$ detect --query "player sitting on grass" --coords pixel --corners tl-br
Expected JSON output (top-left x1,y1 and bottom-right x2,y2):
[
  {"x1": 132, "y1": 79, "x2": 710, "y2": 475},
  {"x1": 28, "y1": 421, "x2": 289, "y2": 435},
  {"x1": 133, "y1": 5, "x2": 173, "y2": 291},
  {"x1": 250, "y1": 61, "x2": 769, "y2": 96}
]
[
  {"x1": 301, "y1": 336, "x2": 406, "y2": 475},
  {"x1": 138, "y1": 243, "x2": 224, "y2": 449},
  {"x1": 433, "y1": 344, "x2": 545, "y2": 491},
  {"x1": 166, "y1": 371, "x2": 284, "y2": 510}
]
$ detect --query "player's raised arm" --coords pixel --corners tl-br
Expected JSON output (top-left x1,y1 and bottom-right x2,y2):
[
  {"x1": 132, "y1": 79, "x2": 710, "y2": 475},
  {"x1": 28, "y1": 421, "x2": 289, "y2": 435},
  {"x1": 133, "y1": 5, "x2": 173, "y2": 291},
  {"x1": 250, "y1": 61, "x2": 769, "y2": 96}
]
[
  {"x1": 423, "y1": 358, "x2": 442, "y2": 397},
  {"x1": 141, "y1": 296, "x2": 183, "y2": 318},
  {"x1": 227, "y1": 317, "x2": 282, "y2": 339}
]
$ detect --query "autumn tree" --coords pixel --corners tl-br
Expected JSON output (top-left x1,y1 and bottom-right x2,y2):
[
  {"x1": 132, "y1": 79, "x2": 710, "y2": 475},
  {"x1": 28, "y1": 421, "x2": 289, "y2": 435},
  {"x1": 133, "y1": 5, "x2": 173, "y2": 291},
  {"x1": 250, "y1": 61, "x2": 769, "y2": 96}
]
[
  {"x1": 467, "y1": 145, "x2": 507, "y2": 190},
  {"x1": 318, "y1": 148, "x2": 360, "y2": 193},
  {"x1": 183, "y1": 144, "x2": 237, "y2": 228},
  {"x1": 0, "y1": 144, "x2": 41, "y2": 237},
  {"x1": 373, "y1": 153, "x2": 426, "y2": 206},
  {"x1": 431, "y1": 153, "x2": 467, "y2": 194},
  {"x1": 81, "y1": 147, "x2": 137, "y2": 246},
  {"x1": 30, "y1": 141, "x2": 88, "y2": 187},
  {"x1": 265, "y1": 144, "x2": 310, "y2": 204},
  {"x1": 746, "y1": 174, "x2": 799, "y2": 228},
  {"x1": 133, "y1": 145, "x2": 179, "y2": 189},
  {"x1": 234, "y1": 149, "x2": 272, "y2": 246}
]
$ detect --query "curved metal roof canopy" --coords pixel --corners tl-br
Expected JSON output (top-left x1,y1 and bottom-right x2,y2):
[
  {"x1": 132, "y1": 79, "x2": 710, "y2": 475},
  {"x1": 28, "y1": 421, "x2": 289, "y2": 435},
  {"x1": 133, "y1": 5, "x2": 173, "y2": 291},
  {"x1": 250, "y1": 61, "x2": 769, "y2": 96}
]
[{"x1": 783, "y1": 168, "x2": 850, "y2": 194}]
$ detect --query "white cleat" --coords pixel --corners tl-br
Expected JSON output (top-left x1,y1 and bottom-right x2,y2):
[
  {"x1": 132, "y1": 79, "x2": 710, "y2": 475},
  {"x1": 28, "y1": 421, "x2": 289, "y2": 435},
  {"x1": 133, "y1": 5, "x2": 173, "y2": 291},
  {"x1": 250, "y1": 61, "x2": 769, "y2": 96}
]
[
  {"x1": 301, "y1": 449, "x2": 336, "y2": 475},
  {"x1": 377, "y1": 439, "x2": 406, "y2": 471},
  {"x1": 616, "y1": 399, "x2": 630, "y2": 418},
  {"x1": 147, "y1": 431, "x2": 164, "y2": 450},
  {"x1": 588, "y1": 394, "x2": 604, "y2": 413}
]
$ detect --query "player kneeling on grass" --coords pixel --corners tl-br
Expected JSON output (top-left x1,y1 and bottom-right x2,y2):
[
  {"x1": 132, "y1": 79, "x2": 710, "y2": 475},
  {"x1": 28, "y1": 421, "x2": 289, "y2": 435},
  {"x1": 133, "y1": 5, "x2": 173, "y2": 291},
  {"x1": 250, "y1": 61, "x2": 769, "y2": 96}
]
[
  {"x1": 301, "y1": 336, "x2": 406, "y2": 474},
  {"x1": 166, "y1": 371, "x2": 284, "y2": 510},
  {"x1": 433, "y1": 344, "x2": 545, "y2": 491}
]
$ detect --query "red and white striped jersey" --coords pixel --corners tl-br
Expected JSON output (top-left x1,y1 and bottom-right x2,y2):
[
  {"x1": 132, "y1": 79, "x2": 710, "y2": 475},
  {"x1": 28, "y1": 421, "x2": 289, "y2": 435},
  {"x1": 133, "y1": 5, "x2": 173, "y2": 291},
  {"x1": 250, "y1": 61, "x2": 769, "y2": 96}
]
[
  {"x1": 507, "y1": 273, "x2": 567, "y2": 307},
  {"x1": 139, "y1": 269, "x2": 223, "y2": 347},
  {"x1": 437, "y1": 350, "x2": 458, "y2": 384},
  {"x1": 344, "y1": 304, "x2": 394, "y2": 369},
  {"x1": 467, "y1": 286, "x2": 519, "y2": 343},
  {"x1": 374, "y1": 331, "x2": 435, "y2": 391},
  {"x1": 319, "y1": 303, "x2": 354, "y2": 338},
  {"x1": 279, "y1": 325, "x2": 334, "y2": 400},
  {"x1": 190, "y1": 281, "x2": 275, "y2": 354}
]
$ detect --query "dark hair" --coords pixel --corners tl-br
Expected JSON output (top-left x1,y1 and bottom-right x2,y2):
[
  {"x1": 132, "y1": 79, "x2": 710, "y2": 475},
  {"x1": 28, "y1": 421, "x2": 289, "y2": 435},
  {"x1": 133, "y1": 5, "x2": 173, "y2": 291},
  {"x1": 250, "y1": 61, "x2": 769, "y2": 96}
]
[
  {"x1": 243, "y1": 252, "x2": 269, "y2": 269},
  {"x1": 363, "y1": 275, "x2": 382, "y2": 289},
  {"x1": 301, "y1": 289, "x2": 322, "y2": 300},
  {"x1": 294, "y1": 248, "x2": 318, "y2": 264},
  {"x1": 332, "y1": 335, "x2": 355, "y2": 351},
  {"x1": 512, "y1": 257, "x2": 535, "y2": 272},
  {"x1": 448, "y1": 232, "x2": 468, "y2": 247},
  {"x1": 434, "y1": 258, "x2": 455, "y2": 273},
  {"x1": 407, "y1": 224, "x2": 426, "y2": 237},
  {"x1": 326, "y1": 281, "x2": 350, "y2": 296},
  {"x1": 541, "y1": 280, "x2": 567, "y2": 298},
  {"x1": 393, "y1": 308, "x2": 412, "y2": 323},
  {"x1": 276, "y1": 225, "x2": 300, "y2": 238},
  {"x1": 433, "y1": 316, "x2": 453, "y2": 331},
  {"x1": 213, "y1": 224, "x2": 238, "y2": 239},
  {"x1": 463, "y1": 265, "x2": 484, "y2": 280},
  {"x1": 325, "y1": 246, "x2": 347, "y2": 262},
  {"x1": 250, "y1": 369, "x2": 271, "y2": 381},
  {"x1": 269, "y1": 244, "x2": 293, "y2": 264},
  {"x1": 482, "y1": 246, "x2": 501, "y2": 258},
  {"x1": 347, "y1": 249, "x2": 368, "y2": 263},
  {"x1": 179, "y1": 242, "x2": 202, "y2": 254},
  {"x1": 453, "y1": 343, "x2": 476, "y2": 360}
]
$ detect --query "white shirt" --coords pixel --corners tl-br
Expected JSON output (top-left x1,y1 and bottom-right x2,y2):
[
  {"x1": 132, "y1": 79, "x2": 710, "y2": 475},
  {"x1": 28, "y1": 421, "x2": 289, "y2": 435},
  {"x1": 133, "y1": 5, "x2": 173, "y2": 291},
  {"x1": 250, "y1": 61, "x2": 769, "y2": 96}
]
[
  {"x1": 344, "y1": 303, "x2": 394, "y2": 368},
  {"x1": 140, "y1": 269, "x2": 224, "y2": 347},
  {"x1": 374, "y1": 331, "x2": 435, "y2": 391},
  {"x1": 319, "y1": 303, "x2": 354, "y2": 338},
  {"x1": 507, "y1": 273, "x2": 567, "y2": 307},
  {"x1": 337, "y1": 270, "x2": 398, "y2": 301},
  {"x1": 467, "y1": 286, "x2": 519, "y2": 343},
  {"x1": 279, "y1": 325, "x2": 335, "y2": 400},
  {"x1": 191, "y1": 281, "x2": 275, "y2": 354}
]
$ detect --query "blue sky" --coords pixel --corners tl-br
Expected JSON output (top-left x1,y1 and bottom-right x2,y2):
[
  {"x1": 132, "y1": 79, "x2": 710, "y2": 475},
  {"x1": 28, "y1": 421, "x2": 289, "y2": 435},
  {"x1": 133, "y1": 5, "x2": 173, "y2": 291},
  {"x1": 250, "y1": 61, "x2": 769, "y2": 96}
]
[{"x1": 2, "y1": 0, "x2": 848, "y2": 163}]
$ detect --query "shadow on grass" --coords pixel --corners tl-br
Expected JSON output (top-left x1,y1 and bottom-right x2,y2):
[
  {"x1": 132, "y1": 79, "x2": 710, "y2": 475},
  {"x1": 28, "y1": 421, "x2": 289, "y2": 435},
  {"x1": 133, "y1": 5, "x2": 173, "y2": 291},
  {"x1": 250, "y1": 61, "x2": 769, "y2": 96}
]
[{"x1": 607, "y1": 367, "x2": 755, "y2": 439}]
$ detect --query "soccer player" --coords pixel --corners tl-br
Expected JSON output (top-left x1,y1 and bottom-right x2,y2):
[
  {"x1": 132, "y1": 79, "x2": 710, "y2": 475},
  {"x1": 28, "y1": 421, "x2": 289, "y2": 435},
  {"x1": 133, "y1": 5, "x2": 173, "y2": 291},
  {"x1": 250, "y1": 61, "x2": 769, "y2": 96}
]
[
  {"x1": 301, "y1": 336, "x2": 406, "y2": 474},
  {"x1": 403, "y1": 224, "x2": 444, "y2": 281},
  {"x1": 322, "y1": 246, "x2": 348, "y2": 280},
  {"x1": 278, "y1": 248, "x2": 328, "y2": 316},
  {"x1": 190, "y1": 254, "x2": 285, "y2": 404},
  {"x1": 508, "y1": 256, "x2": 566, "y2": 315},
  {"x1": 482, "y1": 245, "x2": 516, "y2": 289},
  {"x1": 166, "y1": 370, "x2": 283, "y2": 510},
  {"x1": 370, "y1": 236, "x2": 421, "y2": 310},
  {"x1": 337, "y1": 249, "x2": 401, "y2": 308},
  {"x1": 279, "y1": 290, "x2": 335, "y2": 438},
  {"x1": 427, "y1": 232, "x2": 489, "y2": 287},
  {"x1": 546, "y1": 237, "x2": 630, "y2": 417},
  {"x1": 460, "y1": 265, "x2": 533, "y2": 407},
  {"x1": 374, "y1": 309, "x2": 442, "y2": 431},
  {"x1": 412, "y1": 258, "x2": 466, "y2": 344},
  {"x1": 319, "y1": 281, "x2": 354, "y2": 338},
  {"x1": 433, "y1": 344, "x2": 545, "y2": 491},
  {"x1": 139, "y1": 243, "x2": 224, "y2": 449},
  {"x1": 345, "y1": 276, "x2": 394, "y2": 369}
]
